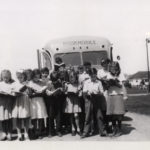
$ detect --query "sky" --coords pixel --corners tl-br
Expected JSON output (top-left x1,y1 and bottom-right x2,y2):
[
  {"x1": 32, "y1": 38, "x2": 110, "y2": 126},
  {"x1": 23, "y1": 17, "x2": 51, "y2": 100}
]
[{"x1": 0, "y1": 0, "x2": 150, "y2": 78}]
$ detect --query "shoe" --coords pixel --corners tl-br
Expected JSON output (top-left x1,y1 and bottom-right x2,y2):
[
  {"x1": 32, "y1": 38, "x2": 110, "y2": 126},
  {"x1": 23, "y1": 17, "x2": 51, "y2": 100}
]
[
  {"x1": 100, "y1": 130, "x2": 107, "y2": 137},
  {"x1": 0, "y1": 133, "x2": 7, "y2": 141},
  {"x1": 80, "y1": 133, "x2": 88, "y2": 139},
  {"x1": 1, "y1": 137, "x2": 7, "y2": 141},
  {"x1": 114, "y1": 128, "x2": 122, "y2": 137},
  {"x1": 38, "y1": 136, "x2": 43, "y2": 139},
  {"x1": 24, "y1": 133, "x2": 30, "y2": 141},
  {"x1": 77, "y1": 131, "x2": 82, "y2": 136},
  {"x1": 7, "y1": 133, "x2": 12, "y2": 141},
  {"x1": 89, "y1": 131, "x2": 94, "y2": 136},
  {"x1": 48, "y1": 134, "x2": 53, "y2": 138},
  {"x1": 57, "y1": 132, "x2": 62, "y2": 137},
  {"x1": 19, "y1": 135, "x2": 24, "y2": 141},
  {"x1": 71, "y1": 131, "x2": 76, "y2": 136}
]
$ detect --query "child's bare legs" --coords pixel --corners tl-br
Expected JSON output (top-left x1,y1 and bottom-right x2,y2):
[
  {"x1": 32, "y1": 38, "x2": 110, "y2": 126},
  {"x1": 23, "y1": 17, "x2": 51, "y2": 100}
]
[
  {"x1": 70, "y1": 114, "x2": 76, "y2": 136},
  {"x1": 22, "y1": 118, "x2": 30, "y2": 140},
  {"x1": 1, "y1": 121, "x2": 7, "y2": 140},
  {"x1": 3, "y1": 119, "x2": 13, "y2": 140},
  {"x1": 16, "y1": 119, "x2": 23, "y2": 140},
  {"x1": 74, "y1": 113, "x2": 80, "y2": 134},
  {"x1": 36, "y1": 119, "x2": 44, "y2": 139},
  {"x1": 31, "y1": 119, "x2": 38, "y2": 138}
]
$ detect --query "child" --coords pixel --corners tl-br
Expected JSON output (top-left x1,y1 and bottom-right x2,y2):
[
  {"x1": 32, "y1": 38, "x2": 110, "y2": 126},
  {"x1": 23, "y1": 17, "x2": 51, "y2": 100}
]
[
  {"x1": 28, "y1": 69, "x2": 48, "y2": 139},
  {"x1": 64, "y1": 70, "x2": 81, "y2": 136},
  {"x1": 41, "y1": 67, "x2": 55, "y2": 137},
  {"x1": 0, "y1": 70, "x2": 15, "y2": 140},
  {"x1": 106, "y1": 62, "x2": 126, "y2": 137},
  {"x1": 24, "y1": 69, "x2": 33, "y2": 82},
  {"x1": 12, "y1": 70, "x2": 30, "y2": 141},
  {"x1": 77, "y1": 65, "x2": 90, "y2": 132},
  {"x1": 81, "y1": 68, "x2": 107, "y2": 138},
  {"x1": 48, "y1": 57, "x2": 68, "y2": 137},
  {"x1": 97, "y1": 59, "x2": 110, "y2": 133}
]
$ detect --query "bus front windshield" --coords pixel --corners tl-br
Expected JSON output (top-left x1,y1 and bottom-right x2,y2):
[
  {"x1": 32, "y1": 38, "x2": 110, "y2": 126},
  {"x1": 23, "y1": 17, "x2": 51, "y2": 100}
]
[
  {"x1": 82, "y1": 51, "x2": 108, "y2": 65},
  {"x1": 55, "y1": 52, "x2": 81, "y2": 66},
  {"x1": 54, "y1": 51, "x2": 108, "y2": 67}
]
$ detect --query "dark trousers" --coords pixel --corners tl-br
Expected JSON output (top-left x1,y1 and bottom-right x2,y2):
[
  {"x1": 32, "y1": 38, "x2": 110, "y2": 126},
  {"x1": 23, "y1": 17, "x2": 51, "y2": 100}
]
[
  {"x1": 83, "y1": 94, "x2": 105, "y2": 135},
  {"x1": 47, "y1": 95, "x2": 64, "y2": 134},
  {"x1": 79, "y1": 96, "x2": 85, "y2": 132}
]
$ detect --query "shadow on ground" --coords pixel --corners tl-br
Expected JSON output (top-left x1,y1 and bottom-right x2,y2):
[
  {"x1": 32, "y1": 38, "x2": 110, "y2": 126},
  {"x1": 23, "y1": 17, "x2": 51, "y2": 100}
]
[{"x1": 121, "y1": 115, "x2": 135, "y2": 135}]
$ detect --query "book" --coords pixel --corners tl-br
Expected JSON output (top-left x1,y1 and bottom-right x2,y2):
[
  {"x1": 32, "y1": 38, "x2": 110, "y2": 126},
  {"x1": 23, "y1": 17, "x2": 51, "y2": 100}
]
[
  {"x1": 27, "y1": 82, "x2": 48, "y2": 93},
  {"x1": 0, "y1": 91, "x2": 15, "y2": 97}
]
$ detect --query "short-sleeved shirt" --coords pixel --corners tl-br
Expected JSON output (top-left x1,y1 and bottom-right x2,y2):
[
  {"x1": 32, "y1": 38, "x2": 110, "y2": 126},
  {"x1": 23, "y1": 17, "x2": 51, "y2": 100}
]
[
  {"x1": 83, "y1": 79, "x2": 104, "y2": 95},
  {"x1": 78, "y1": 72, "x2": 90, "y2": 85}
]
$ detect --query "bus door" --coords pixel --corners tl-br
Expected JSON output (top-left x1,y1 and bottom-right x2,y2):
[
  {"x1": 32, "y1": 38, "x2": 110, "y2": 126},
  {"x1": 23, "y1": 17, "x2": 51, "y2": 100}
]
[{"x1": 37, "y1": 49, "x2": 52, "y2": 71}]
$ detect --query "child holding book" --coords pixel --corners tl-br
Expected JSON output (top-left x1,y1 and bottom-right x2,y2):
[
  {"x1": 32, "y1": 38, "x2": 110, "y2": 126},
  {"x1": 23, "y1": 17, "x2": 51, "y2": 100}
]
[
  {"x1": 106, "y1": 62, "x2": 126, "y2": 137},
  {"x1": 12, "y1": 70, "x2": 30, "y2": 141},
  {"x1": 0, "y1": 70, "x2": 15, "y2": 140},
  {"x1": 81, "y1": 68, "x2": 107, "y2": 138},
  {"x1": 28, "y1": 69, "x2": 48, "y2": 139},
  {"x1": 64, "y1": 70, "x2": 82, "y2": 136}
]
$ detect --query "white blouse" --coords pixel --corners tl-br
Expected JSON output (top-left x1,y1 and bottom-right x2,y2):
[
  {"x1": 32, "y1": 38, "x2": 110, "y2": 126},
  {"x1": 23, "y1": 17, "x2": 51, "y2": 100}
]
[{"x1": 106, "y1": 73, "x2": 125, "y2": 95}]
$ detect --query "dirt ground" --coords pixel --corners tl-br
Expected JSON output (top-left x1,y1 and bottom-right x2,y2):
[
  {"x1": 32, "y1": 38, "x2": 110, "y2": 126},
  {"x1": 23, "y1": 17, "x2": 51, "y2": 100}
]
[
  {"x1": 38, "y1": 112, "x2": 150, "y2": 141},
  {"x1": 0, "y1": 112, "x2": 150, "y2": 141}
]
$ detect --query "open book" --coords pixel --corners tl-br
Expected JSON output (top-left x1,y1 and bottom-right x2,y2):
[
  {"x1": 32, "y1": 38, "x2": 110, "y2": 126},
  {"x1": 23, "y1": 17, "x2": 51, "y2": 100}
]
[
  {"x1": 0, "y1": 89, "x2": 16, "y2": 97},
  {"x1": 13, "y1": 84, "x2": 27, "y2": 93},
  {"x1": 27, "y1": 82, "x2": 48, "y2": 93},
  {"x1": 47, "y1": 88, "x2": 62, "y2": 96}
]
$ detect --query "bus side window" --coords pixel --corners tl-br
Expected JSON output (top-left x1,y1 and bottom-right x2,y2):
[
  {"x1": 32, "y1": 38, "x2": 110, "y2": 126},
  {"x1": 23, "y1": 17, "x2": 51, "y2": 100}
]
[{"x1": 42, "y1": 52, "x2": 52, "y2": 70}]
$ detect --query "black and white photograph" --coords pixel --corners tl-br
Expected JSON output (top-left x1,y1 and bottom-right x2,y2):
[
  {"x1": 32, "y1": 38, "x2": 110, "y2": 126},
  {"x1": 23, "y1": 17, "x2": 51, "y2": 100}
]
[{"x1": 0, "y1": 0, "x2": 150, "y2": 146}]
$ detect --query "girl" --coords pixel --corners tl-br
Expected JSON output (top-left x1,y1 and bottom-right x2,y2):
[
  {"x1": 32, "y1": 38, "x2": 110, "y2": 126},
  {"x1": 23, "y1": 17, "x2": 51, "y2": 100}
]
[
  {"x1": 28, "y1": 69, "x2": 48, "y2": 139},
  {"x1": 0, "y1": 70, "x2": 15, "y2": 140},
  {"x1": 12, "y1": 70, "x2": 30, "y2": 141},
  {"x1": 106, "y1": 61, "x2": 126, "y2": 137},
  {"x1": 24, "y1": 69, "x2": 33, "y2": 82},
  {"x1": 64, "y1": 70, "x2": 82, "y2": 136}
]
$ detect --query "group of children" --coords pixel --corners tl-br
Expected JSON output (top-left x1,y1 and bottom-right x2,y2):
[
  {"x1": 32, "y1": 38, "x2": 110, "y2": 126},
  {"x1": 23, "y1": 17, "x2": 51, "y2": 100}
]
[{"x1": 0, "y1": 57, "x2": 127, "y2": 141}]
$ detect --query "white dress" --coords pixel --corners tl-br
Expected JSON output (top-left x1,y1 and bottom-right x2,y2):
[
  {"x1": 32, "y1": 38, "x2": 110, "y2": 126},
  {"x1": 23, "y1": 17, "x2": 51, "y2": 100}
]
[
  {"x1": 64, "y1": 84, "x2": 81, "y2": 113},
  {"x1": 28, "y1": 81, "x2": 48, "y2": 120},
  {"x1": 106, "y1": 73, "x2": 125, "y2": 115},
  {"x1": 0, "y1": 81, "x2": 15, "y2": 120},
  {"x1": 12, "y1": 81, "x2": 30, "y2": 118}
]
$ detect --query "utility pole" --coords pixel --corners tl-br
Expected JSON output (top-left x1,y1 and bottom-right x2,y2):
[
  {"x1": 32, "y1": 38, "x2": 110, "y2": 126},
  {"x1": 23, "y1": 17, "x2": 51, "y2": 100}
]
[{"x1": 146, "y1": 38, "x2": 150, "y2": 93}]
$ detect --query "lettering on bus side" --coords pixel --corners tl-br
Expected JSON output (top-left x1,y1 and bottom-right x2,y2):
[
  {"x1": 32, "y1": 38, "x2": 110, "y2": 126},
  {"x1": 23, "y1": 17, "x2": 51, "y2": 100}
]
[{"x1": 63, "y1": 40, "x2": 96, "y2": 45}]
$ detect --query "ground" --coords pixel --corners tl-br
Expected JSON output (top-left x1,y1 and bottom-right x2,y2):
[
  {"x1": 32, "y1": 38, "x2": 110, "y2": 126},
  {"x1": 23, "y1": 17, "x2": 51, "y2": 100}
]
[{"x1": 39, "y1": 112, "x2": 150, "y2": 141}]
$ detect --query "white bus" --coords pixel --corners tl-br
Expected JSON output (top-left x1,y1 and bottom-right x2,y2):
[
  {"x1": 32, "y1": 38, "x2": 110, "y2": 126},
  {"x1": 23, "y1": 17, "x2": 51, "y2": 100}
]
[{"x1": 37, "y1": 36, "x2": 113, "y2": 72}]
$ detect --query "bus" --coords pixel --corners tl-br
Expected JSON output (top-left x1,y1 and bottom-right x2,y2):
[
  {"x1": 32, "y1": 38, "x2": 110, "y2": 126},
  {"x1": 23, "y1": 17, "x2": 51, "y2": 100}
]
[{"x1": 37, "y1": 36, "x2": 113, "y2": 72}]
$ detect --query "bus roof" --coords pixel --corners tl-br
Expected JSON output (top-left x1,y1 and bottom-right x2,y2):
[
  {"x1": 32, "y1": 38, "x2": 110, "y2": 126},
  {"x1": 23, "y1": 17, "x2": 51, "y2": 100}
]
[{"x1": 43, "y1": 36, "x2": 112, "y2": 54}]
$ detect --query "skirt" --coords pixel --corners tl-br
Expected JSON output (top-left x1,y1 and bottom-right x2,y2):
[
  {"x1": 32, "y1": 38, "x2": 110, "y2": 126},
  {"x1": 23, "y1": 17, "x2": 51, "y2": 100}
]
[
  {"x1": 0, "y1": 96, "x2": 14, "y2": 120},
  {"x1": 64, "y1": 94, "x2": 81, "y2": 113},
  {"x1": 106, "y1": 95, "x2": 125, "y2": 115},
  {"x1": 12, "y1": 94, "x2": 31, "y2": 118},
  {"x1": 30, "y1": 97, "x2": 48, "y2": 119}
]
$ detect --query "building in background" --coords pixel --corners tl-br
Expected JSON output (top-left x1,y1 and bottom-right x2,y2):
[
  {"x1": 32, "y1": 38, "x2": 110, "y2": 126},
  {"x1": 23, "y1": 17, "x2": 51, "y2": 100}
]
[{"x1": 129, "y1": 71, "x2": 149, "y2": 88}]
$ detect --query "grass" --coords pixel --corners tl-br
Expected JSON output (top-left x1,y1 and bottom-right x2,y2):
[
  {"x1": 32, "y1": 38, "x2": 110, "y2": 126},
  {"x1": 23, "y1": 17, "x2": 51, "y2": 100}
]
[
  {"x1": 127, "y1": 87, "x2": 148, "y2": 94},
  {"x1": 126, "y1": 94, "x2": 150, "y2": 116}
]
